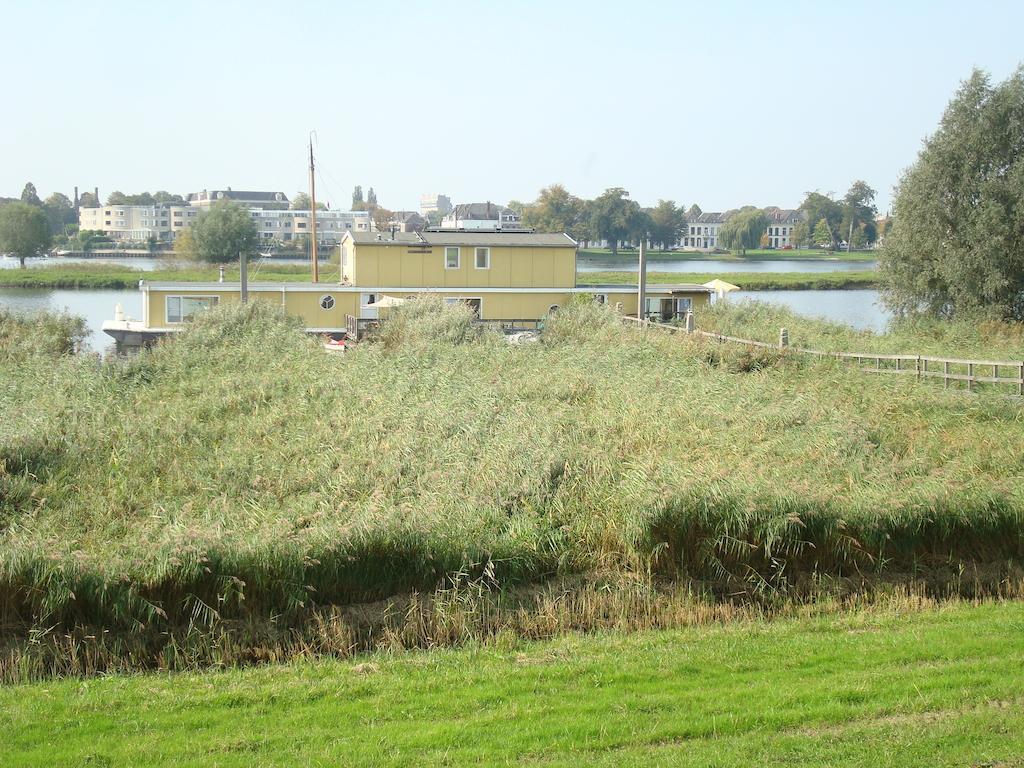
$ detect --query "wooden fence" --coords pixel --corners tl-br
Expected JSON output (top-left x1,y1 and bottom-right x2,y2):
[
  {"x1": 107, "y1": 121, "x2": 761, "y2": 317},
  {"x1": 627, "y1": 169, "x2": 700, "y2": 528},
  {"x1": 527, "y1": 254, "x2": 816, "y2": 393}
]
[{"x1": 621, "y1": 315, "x2": 1024, "y2": 395}]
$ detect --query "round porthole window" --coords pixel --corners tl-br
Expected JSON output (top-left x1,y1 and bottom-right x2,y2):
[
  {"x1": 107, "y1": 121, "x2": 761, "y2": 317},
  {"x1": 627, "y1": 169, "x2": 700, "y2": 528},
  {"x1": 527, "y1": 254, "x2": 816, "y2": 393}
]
[{"x1": 319, "y1": 294, "x2": 335, "y2": 310}]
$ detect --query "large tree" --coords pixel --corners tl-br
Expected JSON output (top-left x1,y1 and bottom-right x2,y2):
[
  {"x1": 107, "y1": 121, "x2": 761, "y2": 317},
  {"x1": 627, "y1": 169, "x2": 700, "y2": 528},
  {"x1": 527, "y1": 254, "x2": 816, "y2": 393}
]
[
  {"x1": 190, "y1": 200, "x2": 259, "y2": 263},
  {"x1": 77, "y1": 191, "x2": 99, "y2": 208},
  {"x1": 840, "y1": 180, "x2": 878, "y2": 249},
  {"x1": 520, "y1": 184, "x2": 583, "y2": 237},
  {"x1": 648, "y1": 200, "x2": 685, "y2": 251},
  {"x1": 43, "y1": 193, "x2": 76, "y2": 237},
  {"x1": 0, "y1": 201, "x2": 51, "y2": 267},
  {"x1": 20, "y1": 183, "x2": 41, "y2": 207},
  {"x1": 880, "y1": 66, "x2": 1024, "y2": 320},
  {"x1": 586, "y1": 187, "x2": 642, "y2": 255},
  {"x1": 799, "y1": 191, "x2": 843, "y2": 248},
  {"x1": 719, "y1": 207, "x2": 769, "y2": 255}
]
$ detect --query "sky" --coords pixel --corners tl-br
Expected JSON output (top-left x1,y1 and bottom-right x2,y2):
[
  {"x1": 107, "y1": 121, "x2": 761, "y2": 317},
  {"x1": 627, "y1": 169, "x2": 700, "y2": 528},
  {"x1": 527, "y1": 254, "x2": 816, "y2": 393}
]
[{"x1": 2, "y1": 0, "x2": 1022, "y2": 214}]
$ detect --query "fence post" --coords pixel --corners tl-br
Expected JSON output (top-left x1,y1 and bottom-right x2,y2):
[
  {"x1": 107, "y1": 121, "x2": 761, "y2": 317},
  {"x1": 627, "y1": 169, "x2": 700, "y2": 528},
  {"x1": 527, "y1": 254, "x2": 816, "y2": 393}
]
[
  {"x1": 916, "y1": 356, "x2": 921, "y2": 380},
  {"x1": 943, "y1": 360, "x2": 950, "y2": 389},
  {"x1": 1019, "y1": 362, "x2": 1024, "y2": 397},
  {"x1": 685, "y1": 311, "x2": 695, "y2": 334},
  {"x1": 779, "y1": 328, "x2": 789, "y2": 349},
  {"x1": 968, "y1": 362, "x2": 974, "y2": 392}
]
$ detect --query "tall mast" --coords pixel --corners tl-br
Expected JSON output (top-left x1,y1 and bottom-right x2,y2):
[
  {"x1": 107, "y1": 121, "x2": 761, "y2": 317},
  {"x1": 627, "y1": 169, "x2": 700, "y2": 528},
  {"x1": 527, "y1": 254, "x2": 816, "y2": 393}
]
[{"x1": 309, "y1": 138, "x2": 319, "y2": 283}]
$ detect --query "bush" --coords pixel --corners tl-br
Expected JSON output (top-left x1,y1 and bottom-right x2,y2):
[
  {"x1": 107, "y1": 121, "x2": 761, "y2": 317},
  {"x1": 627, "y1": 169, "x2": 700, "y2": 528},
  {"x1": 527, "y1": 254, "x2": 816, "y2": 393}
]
[{"x1": 0, "y1": 309, "x2": 88, "y2": 362}]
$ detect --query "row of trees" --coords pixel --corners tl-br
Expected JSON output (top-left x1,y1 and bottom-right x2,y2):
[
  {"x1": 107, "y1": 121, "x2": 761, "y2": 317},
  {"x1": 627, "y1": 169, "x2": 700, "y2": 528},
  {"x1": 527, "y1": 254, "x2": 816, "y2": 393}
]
[{"x1": 508, "y1": 181, "x2": 879, "y2": 255}]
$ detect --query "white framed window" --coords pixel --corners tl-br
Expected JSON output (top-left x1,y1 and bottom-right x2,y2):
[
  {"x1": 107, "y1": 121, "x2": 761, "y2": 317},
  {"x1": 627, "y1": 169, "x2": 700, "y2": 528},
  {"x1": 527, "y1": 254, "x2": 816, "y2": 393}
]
[
  {"x1": 319, "y1": 294, "x2": 335, "y2": 310},
  {"x1": 444, "y1": 297, "x2": 481, "y2": 317},
  {"x1": 166, "y1": 295, "x2": 219, "y2": 324},
  {"x1": 445, "y1": 246, "x2": 460, "y2": 269},
  {"x1": 474, "y1": 247, "x2": 490, "y2": 269}
]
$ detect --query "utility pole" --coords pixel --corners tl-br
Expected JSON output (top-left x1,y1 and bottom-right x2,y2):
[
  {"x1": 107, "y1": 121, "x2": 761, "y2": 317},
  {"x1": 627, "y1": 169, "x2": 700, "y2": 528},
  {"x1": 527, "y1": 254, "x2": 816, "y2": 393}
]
[
  {"x1": 240, "y1": 250, "x2": 248, "y2": 304},
  {"x1": 848, "y1": 219, "x2": 854, "y2": 253},
  {"x1": 309, "y1": 139, "x2": 319, "y2": 283},
  {"x1": 637, "y1": 238, "x2": 648, "y2": 322}
]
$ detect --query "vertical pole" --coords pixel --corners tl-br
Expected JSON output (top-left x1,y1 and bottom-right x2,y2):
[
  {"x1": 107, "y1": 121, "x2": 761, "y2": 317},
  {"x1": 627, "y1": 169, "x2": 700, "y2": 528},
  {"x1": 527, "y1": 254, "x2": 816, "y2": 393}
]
[
  {"x1": 916, "y1": 356, "x2": 921, "y2": 381},
  {"x1": 637, "y1": 238, "x2": 647, "y2": 323},
  {"x1": 240, "y1": 251, "x2": 248, "y2": 304},
  {"x1": 779, "y1": 328, "x2": 789, "y2": 349},
  {"x1": 968, "y1": 362, "x2": 974, "y2": 392},
  {"x1": 1019, "y1": 362, "x2": 1024, "y2": 397},
  {"x1": 309, "y1": 140, "x2": 319, "y2": 284},
  {"x1": 944, "y1": 360, "x2": 950, "y2": 389}
]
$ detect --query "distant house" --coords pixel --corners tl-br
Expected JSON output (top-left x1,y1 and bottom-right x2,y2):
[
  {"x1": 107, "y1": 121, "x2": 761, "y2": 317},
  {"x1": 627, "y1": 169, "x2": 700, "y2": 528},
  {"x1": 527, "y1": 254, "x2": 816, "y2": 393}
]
[
  {"x1": 679, "y1": 207, "x2": 806, "y2": 250},
  {"x1": 681, "y1": 212, "x2": 728, "y2": 249},
  {"x1": 187, "y1": 189, "x2": 290, "y2": 210},
  {"x1": 762, "y1": 207, "x2": 804, "y2": 248},
  {"x1": 440, "y1": 202, "x2": 521, "y2": 230},
  {"x1": 387, "y1": 211, "x2": 427, "y2": 233}
]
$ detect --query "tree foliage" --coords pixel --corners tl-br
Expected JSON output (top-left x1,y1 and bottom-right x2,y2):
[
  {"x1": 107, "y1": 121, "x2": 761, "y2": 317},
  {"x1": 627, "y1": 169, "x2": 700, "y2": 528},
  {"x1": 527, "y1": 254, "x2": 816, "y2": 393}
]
[
  {"x1": 719, "y1": 207, "x2": 768, "y2": 255},
  {"x1": 290, "y1": 192, "x2": 326, "y2": 211},
  {"x1": 20, "y1": 183, "x2": 41, "y2": 207},
  {"x1": 879, "y1": 66, "x2": 1024, "y2": 320},
  {"x1": 519, "y1": 184, "x2": 584, "y2": 237},
  {"x1": 585, "y1": 188, "x2": 643, "y2": 255},
  {"x1": 190, "y1": 200, "x2": 259, "y2": 264},
  {"x1": 0, "y1": 201, "x2": 51, "y2": 266},
  {"x1": 799, "y1": 192, "x2": 842, "y2": 248},
  {"x1": 841, "y1": 180, "x2": 878, "y2": 246},
  {"x1": 77, "y1": 191, "x2": 99, "y2": 208},
  {"x1": 43, "y1": 193, "x2": 76, "y2": 236},
  {"x1": 648, "y1": 200, "x2": 685, "y2": 251}
]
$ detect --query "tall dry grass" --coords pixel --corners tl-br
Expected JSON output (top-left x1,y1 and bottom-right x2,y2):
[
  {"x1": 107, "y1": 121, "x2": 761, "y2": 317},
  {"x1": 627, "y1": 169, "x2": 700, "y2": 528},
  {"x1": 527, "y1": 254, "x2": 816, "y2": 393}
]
[{"x1": 1, "y1": 299, "x2": 1022, "y2": 678}]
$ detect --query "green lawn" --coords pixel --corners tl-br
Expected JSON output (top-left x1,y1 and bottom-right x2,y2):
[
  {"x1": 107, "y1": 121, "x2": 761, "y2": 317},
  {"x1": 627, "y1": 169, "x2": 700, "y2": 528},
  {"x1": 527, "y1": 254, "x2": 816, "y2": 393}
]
[
  {"x1": 0, "y1": 262, "x2": 879, "y2": 290},
  {"x1": 2, "y1": 601, "x2": 1022, "y2": 767}
]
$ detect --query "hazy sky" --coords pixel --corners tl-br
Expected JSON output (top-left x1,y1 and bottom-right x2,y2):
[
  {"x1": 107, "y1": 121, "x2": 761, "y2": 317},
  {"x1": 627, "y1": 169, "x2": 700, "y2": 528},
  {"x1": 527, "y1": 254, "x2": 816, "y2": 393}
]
[{"x1": 3, "y1": 0, "x2": 1022, "y2": 213}]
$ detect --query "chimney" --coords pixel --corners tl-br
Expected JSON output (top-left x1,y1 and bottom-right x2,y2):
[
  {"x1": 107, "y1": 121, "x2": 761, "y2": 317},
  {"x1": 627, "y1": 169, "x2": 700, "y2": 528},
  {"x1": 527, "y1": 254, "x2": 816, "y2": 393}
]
[
  {"x1": 74, "y1": 186, "x2": 79, "y2": 211},
  {"x1": 390, "y1": 225, "x2": 397, "y2": 241},
  {"x1": 94, "y1": 187, "x2": 99, "y2": 204}
]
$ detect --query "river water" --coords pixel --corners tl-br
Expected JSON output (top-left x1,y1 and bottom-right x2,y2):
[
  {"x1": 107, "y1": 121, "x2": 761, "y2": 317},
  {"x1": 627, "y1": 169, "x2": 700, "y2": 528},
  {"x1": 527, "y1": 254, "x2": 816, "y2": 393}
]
[{"x1": 0, "y1": 254, "x2": 321, "y2": 271}]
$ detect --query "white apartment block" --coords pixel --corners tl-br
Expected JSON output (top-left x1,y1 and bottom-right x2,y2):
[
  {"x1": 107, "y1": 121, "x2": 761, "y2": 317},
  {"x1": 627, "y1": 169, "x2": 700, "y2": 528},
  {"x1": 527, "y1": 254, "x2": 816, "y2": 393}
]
[
  {"x1": 250, "y1": 209, "x2": 371, "y2": 244},
  {"x1": 681, "y1": 212, "x2": 726, "y2": 249},
  {"x1": 440, "y1": 202, "x2": 521, "y2": 230},
  {"x1": 79, "y1": 204, "x2": 370, "y2": 244},
  {"x1": 79, "y1": 204, "x2": 197, "y2": 241}
]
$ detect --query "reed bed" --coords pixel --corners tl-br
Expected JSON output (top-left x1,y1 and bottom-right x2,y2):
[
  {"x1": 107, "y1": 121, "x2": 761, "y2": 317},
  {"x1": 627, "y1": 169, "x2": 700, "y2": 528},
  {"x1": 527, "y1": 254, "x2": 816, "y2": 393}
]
[{"x1": 1, "y1": 298, "x2": 1022, "y2": 678}]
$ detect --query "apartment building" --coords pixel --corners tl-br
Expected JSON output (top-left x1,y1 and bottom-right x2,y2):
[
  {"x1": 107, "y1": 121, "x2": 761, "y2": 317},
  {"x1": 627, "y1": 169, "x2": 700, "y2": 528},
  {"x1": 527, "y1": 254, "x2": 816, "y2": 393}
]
[
  {"x1": 80, "y1": 203, "x2": 370, "y2": 244},
  {"x1": 250, "y1": 209, "x2": 371, "y2": 244},
  {"x1": 79, "y1": 204, "x2": 197, "y2": 241},
  {"x1": 762, "y1": 207, "x2": 802, "y2": 248}
]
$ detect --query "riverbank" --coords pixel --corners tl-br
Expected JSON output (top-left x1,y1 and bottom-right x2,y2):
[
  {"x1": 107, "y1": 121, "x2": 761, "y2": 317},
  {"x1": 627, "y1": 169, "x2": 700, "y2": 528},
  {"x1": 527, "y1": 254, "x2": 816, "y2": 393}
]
[
  {"x1": 584, "y1": 269, "x2": 879, "y2": 290},
  {"x1": 580, "y1": 247, "x2": 877, "y2": 262},
  {"x1": 3, "y1": 599, "x2": 1022, "y2": 766},
  {"x1": 0, "y1": 262, "x2": 878, "y2": 290}
]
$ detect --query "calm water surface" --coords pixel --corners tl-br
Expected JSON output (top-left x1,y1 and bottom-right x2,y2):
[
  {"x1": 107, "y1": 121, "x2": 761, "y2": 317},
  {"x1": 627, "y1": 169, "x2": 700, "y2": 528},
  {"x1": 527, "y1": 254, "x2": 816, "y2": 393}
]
[
  {"x1": 0, "y1": 255, "x2": 326, "y2": 271},
  {"x1": 0, "y1": 286, "x2": 892, "y2": 350}
]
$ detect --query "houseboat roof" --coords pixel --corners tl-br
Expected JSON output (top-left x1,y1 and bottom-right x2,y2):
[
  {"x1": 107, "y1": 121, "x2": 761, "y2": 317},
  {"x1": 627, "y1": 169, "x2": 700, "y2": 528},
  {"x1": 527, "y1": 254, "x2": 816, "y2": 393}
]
[
  {"x1": 139, "y1": 282, "x2": 714, "y2": 294},
  {"x1": 342, "y1": 231, "x2": 578, "y2": 248}
]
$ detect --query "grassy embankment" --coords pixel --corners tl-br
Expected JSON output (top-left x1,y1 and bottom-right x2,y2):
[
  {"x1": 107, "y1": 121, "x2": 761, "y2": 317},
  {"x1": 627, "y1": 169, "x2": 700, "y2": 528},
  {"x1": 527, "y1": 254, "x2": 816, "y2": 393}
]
[
  {"x1": 2, "y1": 600, "x2": 1022, "y2": 766},
  {"x1": 0, "y1": 261, "x2": 878, "y2": 290},
  {"x1": 2, "y1": 298, "x2": 1022, "y2": 679},
  {"x1": 580, "y1": 246, "x2": 877, "y2": 261}
]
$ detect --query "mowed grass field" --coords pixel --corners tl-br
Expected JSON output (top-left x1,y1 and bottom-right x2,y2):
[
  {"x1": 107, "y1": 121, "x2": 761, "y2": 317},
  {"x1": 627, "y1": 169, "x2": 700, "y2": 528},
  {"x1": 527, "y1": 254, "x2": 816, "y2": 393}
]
[{"x1": 2, "y1": 600, "x2": 1022, "y2": 767}]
